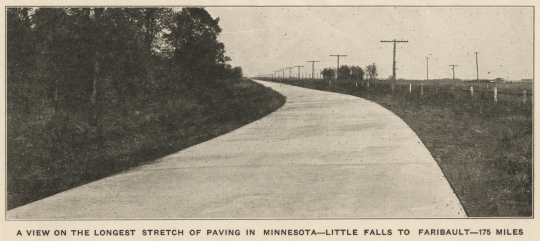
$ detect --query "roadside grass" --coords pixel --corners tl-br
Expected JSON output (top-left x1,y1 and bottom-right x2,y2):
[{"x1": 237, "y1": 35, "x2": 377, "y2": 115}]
[
  {"x1": 7, "y1": 78, "x2": 285, "y2": 210},
  {"x1": 262, "y1": 78, "x2": 532, "y2": 217}
]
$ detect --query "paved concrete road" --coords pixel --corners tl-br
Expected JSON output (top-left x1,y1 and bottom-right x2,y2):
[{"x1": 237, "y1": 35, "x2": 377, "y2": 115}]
[{"x1": 8, "y1": 80, "x2": 466, "y2": 219}]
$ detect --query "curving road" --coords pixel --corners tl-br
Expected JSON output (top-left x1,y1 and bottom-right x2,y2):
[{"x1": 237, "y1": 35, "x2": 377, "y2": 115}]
[{"x1": 7, "y1": 80, "x2": 465, "y2": 219}]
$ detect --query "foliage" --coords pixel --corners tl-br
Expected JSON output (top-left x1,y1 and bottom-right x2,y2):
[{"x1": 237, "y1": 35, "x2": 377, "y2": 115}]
[
  {"x1": 320, "y1": 65, "x2": 365, "y2": 81},
  {"x1": 366, "y1": 63, "x2": 378, "y2": 81},
  {"x1": 350, "y1": 65, "x2": 365, "y2": 81},
  {"x1": 320, "y1": 67, "x2": 335, "y2": 79},
  {"x1": 7, "y1": 7, "x2": 248, "y2": 209},
  {"x1": 338, "y1": 65, "x2": 351, "y2": 80},
  {"x1": 165, "y1": 8, "x2": 231, "y2": 81}
]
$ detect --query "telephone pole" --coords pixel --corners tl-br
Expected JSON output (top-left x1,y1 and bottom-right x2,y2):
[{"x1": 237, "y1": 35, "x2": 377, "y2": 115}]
[
  {"x1": 381, "y1": 39, "x2": 408, "y2": 85},
  {"x1": 474, "y1": 52, "x2": 479, "y2": 83},
  {"x1": 330, "y1": 55, "x2": 347, "y2": 80},
  {"x1": 449, "y1": 65, "x2": 458, "y2": 86},
  {"x1": 295, "y1": 66, "x2": 304, "y2": 79},
  {"x1": 426, "y1": 57, "x2": 429, "y2": 81},
  {"x1": 307, "y1": 61, "x2": 320, "y2": 79},
  {"x1": 286, "y1": 67, "x2": 294, "y2": 79}
]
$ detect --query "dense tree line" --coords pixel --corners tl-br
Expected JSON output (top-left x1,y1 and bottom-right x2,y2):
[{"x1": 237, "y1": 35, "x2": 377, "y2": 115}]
[
  {"x1": 7, "y1": 7, "x2": 244, "y2": 208},
  {"x1": 8, "y1": 7, "x2": 244, "y2": 141},
  {"x1": 8, "y1": 7, "x2": 242, "y2": 120},
  {"x1": 320, "y1": 63, "x2": 376, "y2": 81}
]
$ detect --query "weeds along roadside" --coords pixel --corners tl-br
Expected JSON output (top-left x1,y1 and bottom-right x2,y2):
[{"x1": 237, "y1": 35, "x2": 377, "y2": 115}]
[{"x1": 262, "y1": 77, "x2": 532, "y2": 217}]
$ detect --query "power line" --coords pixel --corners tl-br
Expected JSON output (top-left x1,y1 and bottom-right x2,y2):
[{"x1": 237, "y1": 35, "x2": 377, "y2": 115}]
[
  {"x1": 381, "y1": 39, "x2": 408, "y2": 85},
  {"x1": 307, "y1": 61, "x2": 320, "y2": 79},
  {"x1": 330, "y1": 55, "x2": 347, "y2": 80}
]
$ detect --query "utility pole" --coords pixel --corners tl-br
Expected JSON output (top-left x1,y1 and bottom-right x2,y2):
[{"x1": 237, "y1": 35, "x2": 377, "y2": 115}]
[
  {"x1": 295, "y1": 66, "x2": 304, "y2": 79},
  {"x1": 426, "y1": 57, "x2": 429, "y2": 81},
  {"x1": 330, "y1": 54, "x2": 347, "y2": 80},
  {"x1": 474, "y1": 52, "x2": 479, "y2": 83},
  {"x1": 286, "y1": 67, "x2": 294, "y2": 79},
  {"x1": 381, "y1": 39, "x2": 408, "y2": 85},
  {"x1": 307, "y1": 61, "x2": 320, "y2": 79},
  {"x1": 449, "y1": 65, "x2": 458, "y2": 86}
]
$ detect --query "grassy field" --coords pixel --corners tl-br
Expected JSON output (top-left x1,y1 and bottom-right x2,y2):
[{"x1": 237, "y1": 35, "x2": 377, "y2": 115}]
[
  {"x1": 261, "y1": 77, "x2": 532, "y2": 217},
  {"x1": 7, "y1": 78, "x2": 285, "y2": 210}
]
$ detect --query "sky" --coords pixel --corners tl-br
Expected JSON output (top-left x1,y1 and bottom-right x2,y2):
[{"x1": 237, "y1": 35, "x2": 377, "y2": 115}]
[{"x1": 205, "y1": 7, "x2": 533, "y2": 80}]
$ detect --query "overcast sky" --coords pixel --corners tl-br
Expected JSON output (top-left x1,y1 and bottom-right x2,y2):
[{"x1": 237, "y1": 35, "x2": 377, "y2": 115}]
[{"x1": 206, "y1": 7, "x2": 533, "y2": 80}]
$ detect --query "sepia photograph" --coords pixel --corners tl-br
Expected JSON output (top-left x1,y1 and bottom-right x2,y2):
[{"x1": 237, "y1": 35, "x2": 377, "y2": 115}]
[{"x1": 5, "y1": 4, "x2": 533, "y2": 223}]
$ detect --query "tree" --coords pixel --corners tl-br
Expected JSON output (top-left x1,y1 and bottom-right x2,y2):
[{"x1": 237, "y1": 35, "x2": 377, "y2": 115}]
[
  {"x1": 140, "y1": 8, "x2": 173, "y2": 53},
  {"x1": 232, "y1": 66, "x2": 243, "y2": 79},
  {"x1": 7, "y1": 8, "x2": 33, "y2": 81},
  {"x1": 165, "y1": 8, "x2": 230, "y2": 82},
  {"x1": 366, "y1": 63, "x2": 378, "y2": 81},
  {"x1": 321, "y1": 68, "x2": 335, "y2": 80},
  {"x1": 350, "y1": 66, "x2": 365, "y2": 82},
  {"x1": 338, "y1": 65, "x2": 351, "y2": 80}
]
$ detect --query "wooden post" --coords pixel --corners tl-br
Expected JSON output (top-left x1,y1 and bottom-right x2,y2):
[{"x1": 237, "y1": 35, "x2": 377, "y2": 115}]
[
  {"x1": 494, "y1": 87, "x2": 497, "y2": 103},
  {"x1": 523, "y1": 90, "x2": 527, "y2": 104},
  {"x1": 470, "y1": 86, "x2": 474, "y2": 101},
  {"x1": 367, "y1": 81, "x2": 370, "y2": 88},
  {"x1": 421, "y1": 83, "x2": 424, "y2": 96},
  {"x1": 409, "y1": 83, "x2": 412, "y2": 93},
  {"x1": 356, "y1": 82, "x2": 358, "y2": 88}
]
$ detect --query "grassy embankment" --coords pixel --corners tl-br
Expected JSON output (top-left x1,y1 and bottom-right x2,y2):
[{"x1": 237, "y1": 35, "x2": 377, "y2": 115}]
[
  {"x1": 262, "y1": 77, "x2": 532, "y2": 217},
  {"x1": 8, "y1": 78, "x2": 285, "y2": 210}
]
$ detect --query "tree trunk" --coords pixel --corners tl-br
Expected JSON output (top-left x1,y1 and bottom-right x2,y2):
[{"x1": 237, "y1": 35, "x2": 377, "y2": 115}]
[{"x1": 90, "y1": 60, "x2": 100, "y2": 127}]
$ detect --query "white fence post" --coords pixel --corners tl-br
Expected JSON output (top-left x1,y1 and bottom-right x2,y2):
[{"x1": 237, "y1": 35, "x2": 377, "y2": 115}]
[
  {"x1": 494, "y1": 87, "x2": 497, "y2": 103},
  {"x1": 523, "y1": 90, "x2": 527, "y2": 104},
  {"x1": 470, "y1": 86, "x2": 474, "y2": 101},
  {"x1": 421, "y1": 83, "x2": 424, "y2": 96},
  {"x1": 409, "y1": 83, "x2": 412, "y2": 93}
]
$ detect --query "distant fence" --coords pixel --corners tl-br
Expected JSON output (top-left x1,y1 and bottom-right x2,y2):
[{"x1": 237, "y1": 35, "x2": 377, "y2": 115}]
[
  {"x1": 259, "y1": 78, "x2": 533, "y2": 107},
  {"x1": 353, "y1": 81, "x2": 532, "y2": 106}
]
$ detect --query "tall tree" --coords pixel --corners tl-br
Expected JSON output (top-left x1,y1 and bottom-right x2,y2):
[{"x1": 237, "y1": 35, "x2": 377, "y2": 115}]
[
  {"x1": 321, "y1": 68, "x2": 335, "y2": 80},
  {"x1": 338, "y1": 65, "x2": 351, "y2": 80},
  {"x1": 366, "y1": 63, "x2": 378, "y2": 81},
  {"x1": 350, "y1": 65, "x2": 365, "y2": 82},
  {"x1": 165, "y1": 8, "x2": 230, "y2": 82},
  {"x1": 7, "y1": 8, "x2": 33, "y2": 80}
]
